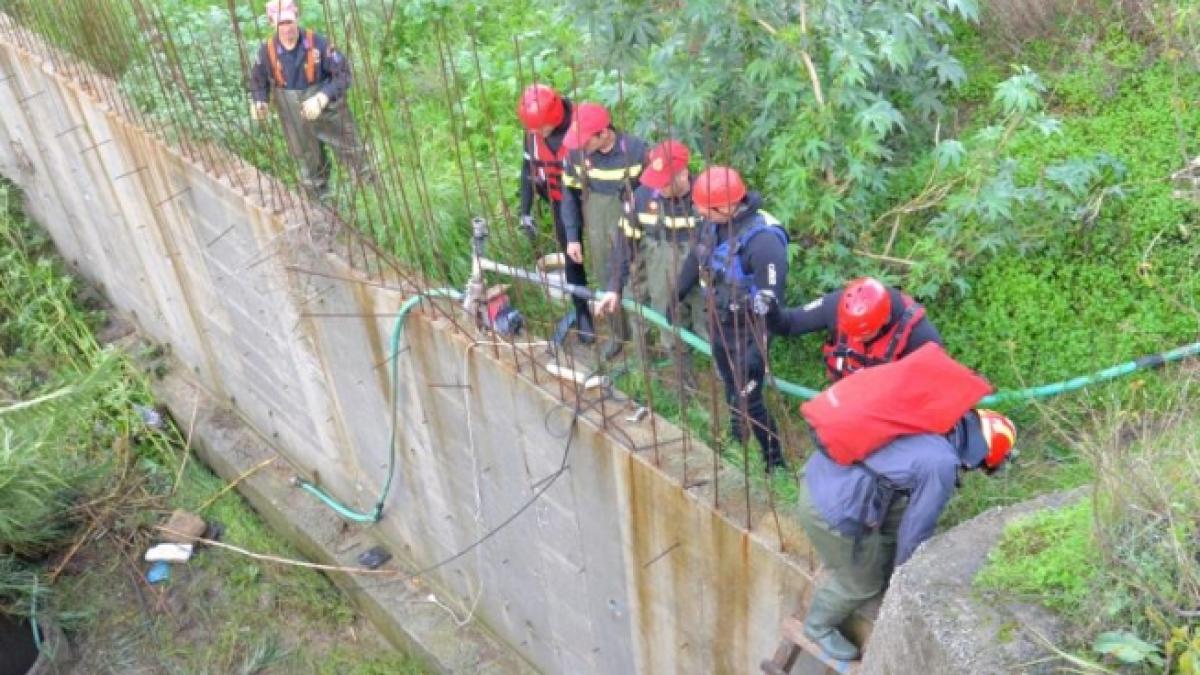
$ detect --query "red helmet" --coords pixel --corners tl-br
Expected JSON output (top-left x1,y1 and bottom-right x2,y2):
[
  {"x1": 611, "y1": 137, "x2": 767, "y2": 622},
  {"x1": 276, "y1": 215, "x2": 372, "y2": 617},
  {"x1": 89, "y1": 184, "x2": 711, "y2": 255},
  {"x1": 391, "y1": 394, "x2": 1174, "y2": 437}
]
[
  {"x1": 837, "y1": 277, "x2": 892, "y2": 340},
  {"x1": 977, "y1": 409, "x2": 1017, "y2": 470},
  {"x1": 517, "y1": 84, "x2": 564, "y2": 131},
  {"x1": 692, "y1": 166, "x2": 746, "y2": 209}
]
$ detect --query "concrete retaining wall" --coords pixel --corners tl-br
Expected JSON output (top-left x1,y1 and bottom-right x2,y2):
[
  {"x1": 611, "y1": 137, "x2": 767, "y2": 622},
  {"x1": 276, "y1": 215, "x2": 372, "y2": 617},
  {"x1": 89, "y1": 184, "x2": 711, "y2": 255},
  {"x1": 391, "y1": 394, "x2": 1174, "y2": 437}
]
[
  {"x1": 0, "y1": 19, "x2": 838, "y2": 675},
  {"x1": 861, "y1": 489, "x2": 1082, "y2": 675}
]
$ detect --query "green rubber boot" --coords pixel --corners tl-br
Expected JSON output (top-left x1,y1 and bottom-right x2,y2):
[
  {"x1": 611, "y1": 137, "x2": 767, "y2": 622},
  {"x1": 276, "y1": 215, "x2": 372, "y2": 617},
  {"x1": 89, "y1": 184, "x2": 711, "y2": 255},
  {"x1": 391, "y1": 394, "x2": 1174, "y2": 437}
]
[{"x1": 802, "y1": 595, "x2": 861, "y2": 661}]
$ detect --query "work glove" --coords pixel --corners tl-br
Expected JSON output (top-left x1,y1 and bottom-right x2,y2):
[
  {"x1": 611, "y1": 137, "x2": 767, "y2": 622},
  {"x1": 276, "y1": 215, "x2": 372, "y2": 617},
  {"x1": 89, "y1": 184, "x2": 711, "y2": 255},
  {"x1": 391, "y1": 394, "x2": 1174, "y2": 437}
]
[
  {"x1": 250, "y1": 100, "x2": 269, "y2": 121},
  {"x1": 518, "y1": 214, "x2": 537, "y2": 241},
  {"x1": 752, "y1": 289, "x2": 778, "y2": 318},
  {"x1": 301, "y1": 92, "x2": 330, "y2": 121}
]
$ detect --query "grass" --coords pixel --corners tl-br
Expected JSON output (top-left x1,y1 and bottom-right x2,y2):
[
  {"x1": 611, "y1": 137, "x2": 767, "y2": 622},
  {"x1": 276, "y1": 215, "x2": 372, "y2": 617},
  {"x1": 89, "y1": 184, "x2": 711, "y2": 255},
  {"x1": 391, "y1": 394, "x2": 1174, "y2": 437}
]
[
  {"x1": 975, "y1": 498, "x2": 1099, "y2": 616},
  {"x1": 49, "y1": 458, "x2": 426, "y2": 674},
  {"x1": 975, "y1": 374, "x2": 1200, "y2": 670},
  {"x1": 0, "y1": 179, "x2": 426, "y2": 673}
]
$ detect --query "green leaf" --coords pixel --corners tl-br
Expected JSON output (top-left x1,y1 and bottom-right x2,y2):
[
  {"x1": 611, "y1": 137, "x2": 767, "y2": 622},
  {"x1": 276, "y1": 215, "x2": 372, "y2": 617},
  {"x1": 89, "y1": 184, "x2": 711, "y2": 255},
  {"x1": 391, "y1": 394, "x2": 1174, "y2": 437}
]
[
  {"x1": 927, "y1": 46, "x2": 966, "y2": 88},
  {"x1": 856, "y1": 99, "x2": 906, "y2": 137},
  {"x1": 994, "y1": 67, "x2": 1047, "y2": 115},
  {"x1": 1028, "y1": 113, "x2": 1062, "y2": 137},
  {"x1": 933, "y1": 139, "x2": 966, "y2": 169},
  {"x1": 945, "y1": 0, "x2": 980, "y2": 23},
  {"x1": 1093, "y1": 631, "x2": 1162, "y2": 665}
]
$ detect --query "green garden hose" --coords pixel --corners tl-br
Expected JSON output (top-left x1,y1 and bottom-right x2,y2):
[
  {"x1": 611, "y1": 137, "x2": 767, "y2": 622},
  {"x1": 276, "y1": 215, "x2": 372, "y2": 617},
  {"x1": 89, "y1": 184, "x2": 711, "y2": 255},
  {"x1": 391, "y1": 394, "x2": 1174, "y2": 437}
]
[
  {"x1": 977, "y1": 341, "x2": 1200, "y2": 406},
  {"x1": 296, "y1": 289, "x2": 463, "y2": 524},
  {"x1": 299, "y1": 275, "x2": 1199, "y2": 523},
  {"x1": 621, "y1": 297, "x2": 1200, "y2": 405}
]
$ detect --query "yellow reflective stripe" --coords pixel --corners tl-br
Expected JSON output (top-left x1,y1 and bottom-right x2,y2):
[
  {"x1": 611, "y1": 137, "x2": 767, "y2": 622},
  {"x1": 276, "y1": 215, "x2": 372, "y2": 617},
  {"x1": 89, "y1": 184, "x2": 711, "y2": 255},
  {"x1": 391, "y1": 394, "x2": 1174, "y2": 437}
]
[
  {"x1": 561, "y1": 173, "x2": 582, "y2": 188},
  {"x1": 759, "y1": 210, "x2": 782, "y2": 227},
  {"x1": 636, "y1": 213, "x2": 695, "y2": 229},
  {"x1": 620, "y1": 220, "x2": 642, "y2": 239},
  {"x1": 586, "y1": 164, "x2": 643, "y2": 181}
]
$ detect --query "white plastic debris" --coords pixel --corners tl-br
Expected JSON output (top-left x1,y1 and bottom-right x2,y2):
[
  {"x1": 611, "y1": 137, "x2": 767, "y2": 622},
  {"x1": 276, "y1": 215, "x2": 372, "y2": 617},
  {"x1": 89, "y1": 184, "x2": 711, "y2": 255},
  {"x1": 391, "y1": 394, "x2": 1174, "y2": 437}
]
[
  {"x1": 545, "y1": 363, "x2": 609, "y2": 390},
  {"x1": 144, "y1": 543, "x2": 194, "y2": 563}
]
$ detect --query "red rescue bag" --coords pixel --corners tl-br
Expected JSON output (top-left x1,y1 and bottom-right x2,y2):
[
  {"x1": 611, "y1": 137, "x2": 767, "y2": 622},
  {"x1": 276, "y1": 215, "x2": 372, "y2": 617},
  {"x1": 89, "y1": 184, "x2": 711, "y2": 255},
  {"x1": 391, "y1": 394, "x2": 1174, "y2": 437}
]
[{"x1": 800, "y1": 343, "x2": 993, "y2": 465}]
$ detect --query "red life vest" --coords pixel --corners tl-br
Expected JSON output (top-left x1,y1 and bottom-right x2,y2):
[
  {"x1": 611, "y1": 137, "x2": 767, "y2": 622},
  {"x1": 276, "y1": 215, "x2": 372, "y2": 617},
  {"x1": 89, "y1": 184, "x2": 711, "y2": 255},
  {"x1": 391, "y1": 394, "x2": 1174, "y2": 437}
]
[
  {"x1": 801, "y1": 343, "x2": 993, "y2": 466},
  {"x1": 823, "y1": 292, "x2": 925, "y2": 381},
  {"x1": 525, "y1": 131, "x2": 567, "y2": 202},
  {"x1": 266, "y1": 29, "x2": 318, "y2": 89}
]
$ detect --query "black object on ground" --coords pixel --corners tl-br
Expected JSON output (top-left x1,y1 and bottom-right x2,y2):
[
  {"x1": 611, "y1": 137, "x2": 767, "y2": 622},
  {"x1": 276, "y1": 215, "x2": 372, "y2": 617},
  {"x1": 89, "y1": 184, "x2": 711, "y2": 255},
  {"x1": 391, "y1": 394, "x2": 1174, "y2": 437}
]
[
  {"x1": 0, "y1": 613, "x2": 39, "y2": 675},
  {"x1": 202, "y1": 521, "x2": 225, "y2": 543},
  {"x1": 357, "y1": 546, "x2": 392, "y2": 570}
]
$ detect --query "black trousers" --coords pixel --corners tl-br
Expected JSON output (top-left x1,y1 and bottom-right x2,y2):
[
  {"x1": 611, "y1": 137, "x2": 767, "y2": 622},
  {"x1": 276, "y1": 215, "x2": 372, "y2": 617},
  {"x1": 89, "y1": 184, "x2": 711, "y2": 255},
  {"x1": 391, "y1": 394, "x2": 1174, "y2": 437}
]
[
  {"x1": 711, "y1": 322, "x2": 782, "y2": 467},
  {"x1": 549, "y1": 199, "x2": 591, "y2": 320}
]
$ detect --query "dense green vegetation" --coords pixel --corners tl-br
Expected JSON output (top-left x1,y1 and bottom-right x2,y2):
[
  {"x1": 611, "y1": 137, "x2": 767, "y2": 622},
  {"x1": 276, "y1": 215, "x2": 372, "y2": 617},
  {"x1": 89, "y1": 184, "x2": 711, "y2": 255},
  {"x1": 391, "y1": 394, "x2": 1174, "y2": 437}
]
[
  {"x1": 4, "y1": 0, "x2": 1191, "y2": 403},
  {"x1": 0, "y1": 180, "x2": 425, "y2": 672}
]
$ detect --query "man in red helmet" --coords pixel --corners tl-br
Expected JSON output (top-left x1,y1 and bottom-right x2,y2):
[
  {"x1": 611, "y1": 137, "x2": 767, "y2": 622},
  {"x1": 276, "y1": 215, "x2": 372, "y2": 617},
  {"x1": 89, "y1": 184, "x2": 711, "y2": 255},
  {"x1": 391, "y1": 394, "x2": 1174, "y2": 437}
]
[
  {"x1": 754, "y1": 277, "x2": 942, "y2": 382},
  {"x1": 249, "y1": 0, "x2": 371, "y2": 203},
  {"x1": 515, "y1": 84, "x2": 593, "y2": 341},
  {"x1": 675, "y1": 166, "x2": 790, "y2": 471},
  {"x1": 560, "y1": 102, "x2": 648, "y2": 358},
  {"x1": 594, "y1": 140, "x2": 707, "y2": 368},
  {"x1": 795, "y1": 408, "x2": 1016, "y2": 661}
]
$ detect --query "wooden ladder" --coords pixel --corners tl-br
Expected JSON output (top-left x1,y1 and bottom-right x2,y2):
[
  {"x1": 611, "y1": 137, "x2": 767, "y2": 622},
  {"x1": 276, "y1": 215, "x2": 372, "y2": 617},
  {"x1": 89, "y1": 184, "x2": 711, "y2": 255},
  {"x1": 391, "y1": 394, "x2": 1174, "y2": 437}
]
[{"x1": 760, "y1": 617, "x2": 861, "y2": 675}]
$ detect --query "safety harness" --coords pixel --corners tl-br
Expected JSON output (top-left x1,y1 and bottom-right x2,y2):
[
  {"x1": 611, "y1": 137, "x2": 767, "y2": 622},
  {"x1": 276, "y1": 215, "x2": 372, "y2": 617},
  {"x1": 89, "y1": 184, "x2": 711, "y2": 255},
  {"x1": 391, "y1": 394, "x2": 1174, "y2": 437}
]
[
  {"x1": 699, "y1": 211, "x2": 787, "y2": 318},
  {"x1": 266, "y1": 29, "x2": 318, "y2": 89},
  {"x1": 822, "y1": 293, "x2": 925, "y2": 381},
  {"x1": 524, "y1": 132, "x2": 567, "y2": 201}
]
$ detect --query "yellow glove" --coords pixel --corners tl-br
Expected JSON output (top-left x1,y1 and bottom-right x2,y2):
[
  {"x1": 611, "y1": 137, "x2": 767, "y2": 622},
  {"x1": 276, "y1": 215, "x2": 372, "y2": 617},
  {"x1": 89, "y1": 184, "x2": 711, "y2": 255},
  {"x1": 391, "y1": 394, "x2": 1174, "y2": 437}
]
[
  {"x1": 301, "y1": 92, "x2": 330, "y2": 121},
  {"x1": 250, "y1": 100, "x2": 269, "y2": 121}
]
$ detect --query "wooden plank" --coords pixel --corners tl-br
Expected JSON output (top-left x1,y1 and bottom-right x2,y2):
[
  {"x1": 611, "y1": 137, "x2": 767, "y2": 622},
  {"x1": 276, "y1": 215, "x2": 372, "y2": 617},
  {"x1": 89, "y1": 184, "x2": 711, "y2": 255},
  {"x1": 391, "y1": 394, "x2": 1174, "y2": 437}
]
[{"x1": 759, "y1": 637, "x2": 800, "y2": 674}]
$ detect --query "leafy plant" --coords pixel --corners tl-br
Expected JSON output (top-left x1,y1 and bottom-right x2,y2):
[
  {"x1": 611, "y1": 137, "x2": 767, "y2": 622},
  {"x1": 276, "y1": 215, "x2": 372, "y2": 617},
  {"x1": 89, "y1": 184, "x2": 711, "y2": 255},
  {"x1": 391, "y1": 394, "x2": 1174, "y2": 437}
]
[{"x1": 1093, "y1": 630, "x2": 1163, "y2": 669}]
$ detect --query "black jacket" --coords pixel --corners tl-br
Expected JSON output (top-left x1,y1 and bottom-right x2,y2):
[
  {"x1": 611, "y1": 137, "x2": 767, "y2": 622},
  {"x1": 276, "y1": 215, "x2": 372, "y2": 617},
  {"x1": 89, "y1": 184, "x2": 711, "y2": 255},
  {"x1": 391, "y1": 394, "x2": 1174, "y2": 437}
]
[{"x1": 768, "y1": 287, "x2": 942, "y2": 353}]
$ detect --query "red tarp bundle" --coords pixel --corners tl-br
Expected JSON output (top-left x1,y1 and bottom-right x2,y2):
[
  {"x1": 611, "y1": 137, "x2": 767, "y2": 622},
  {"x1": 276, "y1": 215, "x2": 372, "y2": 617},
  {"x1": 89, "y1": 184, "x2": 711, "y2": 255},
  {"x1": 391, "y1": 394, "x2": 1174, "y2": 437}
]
[{"x1": 800, "y1": 343, "x2": 993, "y2": 465}]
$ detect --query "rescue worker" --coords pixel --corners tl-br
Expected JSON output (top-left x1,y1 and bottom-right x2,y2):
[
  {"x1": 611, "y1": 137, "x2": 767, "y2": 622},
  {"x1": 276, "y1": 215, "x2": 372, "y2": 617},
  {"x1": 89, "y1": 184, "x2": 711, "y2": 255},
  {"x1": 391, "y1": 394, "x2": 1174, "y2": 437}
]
[
  {"x1": 594, "y1": 140, "x2": 707, "y2": 368},
  {"x1": 249, "y1": 0, "x2": 371, "y2": 202},
  {"x1": 516, "y1": 85, "x2": 593, "y2": 342},
  {"x1": 755, "y1": 276, "x2": 942, "y2": 382},
  {"x1": 560, "y1": 103, "x2": 648, "y2": 359},
  {"x1": 675, "y1": 166, "x2": 788, "y2": 471},
  {"x1": 797, "y1": 408, "x2": 1017, "y2": 661}
]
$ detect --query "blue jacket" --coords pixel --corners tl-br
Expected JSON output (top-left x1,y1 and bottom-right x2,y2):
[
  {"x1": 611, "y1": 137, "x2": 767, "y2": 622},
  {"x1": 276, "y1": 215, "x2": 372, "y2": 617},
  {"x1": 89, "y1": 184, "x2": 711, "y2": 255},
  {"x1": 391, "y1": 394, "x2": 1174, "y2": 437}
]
[{"x1": 804, "y1": 433, "x2": 961, "y2": 566}]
